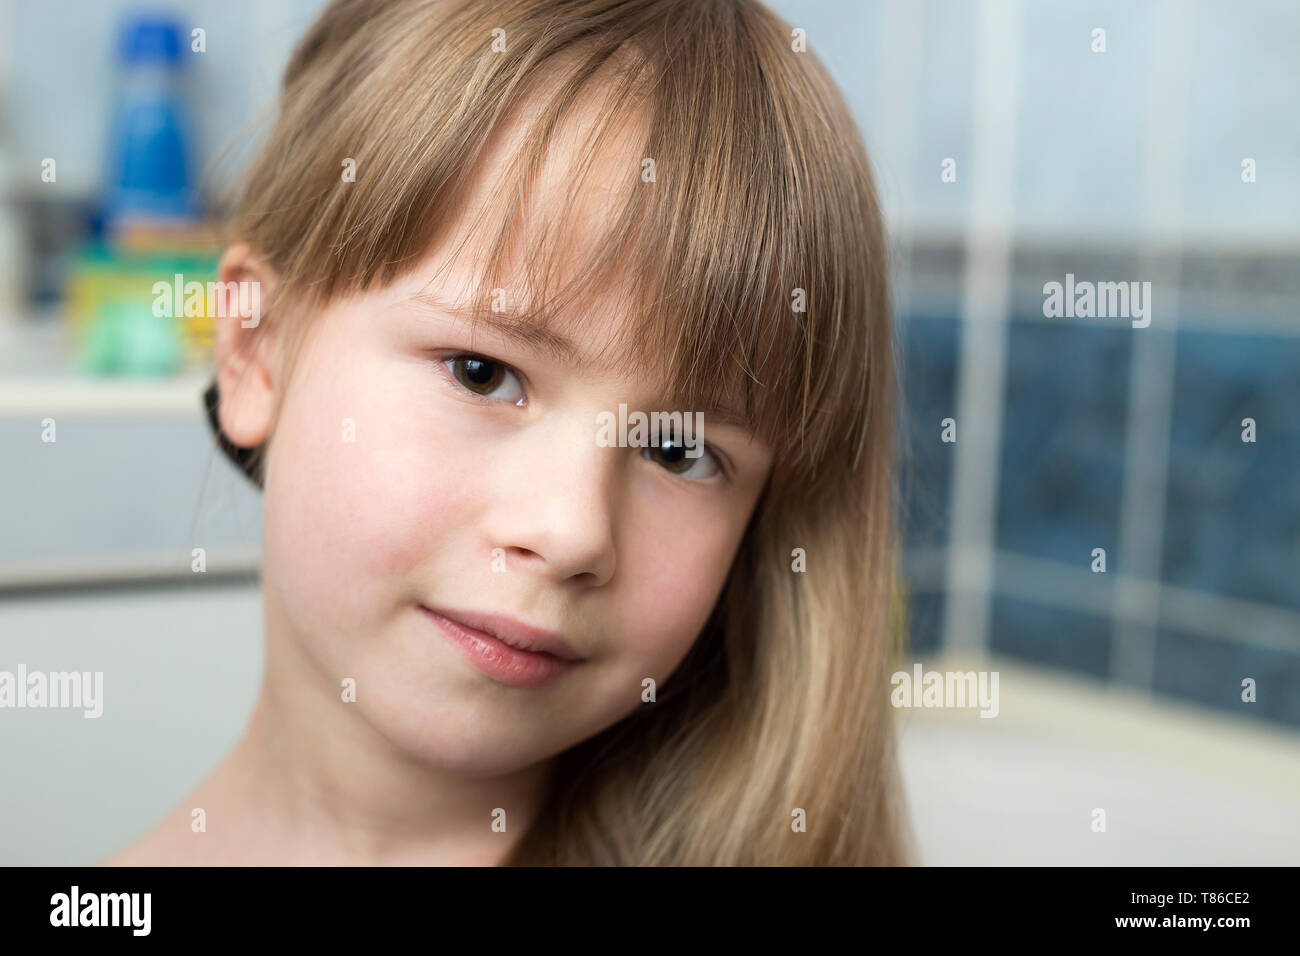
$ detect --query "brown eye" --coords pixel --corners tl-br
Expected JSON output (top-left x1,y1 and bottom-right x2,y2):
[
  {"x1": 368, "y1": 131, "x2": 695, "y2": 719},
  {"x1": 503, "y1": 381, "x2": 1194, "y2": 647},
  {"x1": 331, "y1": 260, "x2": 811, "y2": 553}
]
[
  {"x1": 642, "y1": 434, "x2": 722, "y2": 480},
  {"x1": 446, "y1": 355, "x2": 524, "y2": 403}
]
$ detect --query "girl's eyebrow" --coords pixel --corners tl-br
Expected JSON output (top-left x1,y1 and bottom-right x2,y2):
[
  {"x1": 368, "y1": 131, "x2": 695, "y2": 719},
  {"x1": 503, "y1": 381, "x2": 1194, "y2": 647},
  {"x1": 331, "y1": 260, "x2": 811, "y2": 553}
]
[
  {"x1": 404, "y1": 290, "x2": 755, "y2": 433},
  {"x1": 660, "y1": 396, "x2": 755, "y2": 434},
  {"x1": 405, "y1": 291, "x2": 588, "y2": 369}
]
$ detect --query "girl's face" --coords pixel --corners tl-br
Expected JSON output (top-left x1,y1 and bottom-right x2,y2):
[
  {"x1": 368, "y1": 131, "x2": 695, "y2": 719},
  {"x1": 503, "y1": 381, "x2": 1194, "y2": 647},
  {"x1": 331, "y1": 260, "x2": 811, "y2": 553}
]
[{"x1": 254, "y1": 244, "x2": 774, "y2": 778}]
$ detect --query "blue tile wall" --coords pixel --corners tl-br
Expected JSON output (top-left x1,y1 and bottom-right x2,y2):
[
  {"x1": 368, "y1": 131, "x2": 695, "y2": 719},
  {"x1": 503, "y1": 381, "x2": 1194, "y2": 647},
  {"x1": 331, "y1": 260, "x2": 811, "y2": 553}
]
[
  {"x1": 996, "y1": 317, "x2": 1131, "y2": 566},
  {"x1": 903, "y1": 591, "x2": 944, "y2": 657},
  {"x1": 898, "y1": 314, "x2": 960, "y2": 551},
  {"x1": 990, "y1": 595, "x2": 1112, "y2": 680},
  {"x1": 1162, "y1": 329, "x2": 1300, "y2": 614},
  {"x1": 1152, "y1": 628, "x2": 1300, "y2": 727},
  {"x1": 896, "y1": 308, "x2": 1299, "y2": 728}
]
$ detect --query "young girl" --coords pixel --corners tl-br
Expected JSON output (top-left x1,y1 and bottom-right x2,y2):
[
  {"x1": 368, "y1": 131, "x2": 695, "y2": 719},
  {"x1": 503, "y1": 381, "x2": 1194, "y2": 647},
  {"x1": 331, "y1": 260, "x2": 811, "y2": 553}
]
[{"x1": 102, "y1": 0, "x2": 910, "y2": 866}]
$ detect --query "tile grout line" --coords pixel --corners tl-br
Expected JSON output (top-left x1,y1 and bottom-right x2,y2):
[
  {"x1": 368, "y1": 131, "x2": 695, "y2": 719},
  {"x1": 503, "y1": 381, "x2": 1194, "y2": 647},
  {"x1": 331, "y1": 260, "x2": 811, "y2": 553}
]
[
  {"x1": 940, "y1": 0, "x2": 1022, "y2": 657},
  {"x1": 1111, "y1": 0, "x2": 1192, "y2": 691}
]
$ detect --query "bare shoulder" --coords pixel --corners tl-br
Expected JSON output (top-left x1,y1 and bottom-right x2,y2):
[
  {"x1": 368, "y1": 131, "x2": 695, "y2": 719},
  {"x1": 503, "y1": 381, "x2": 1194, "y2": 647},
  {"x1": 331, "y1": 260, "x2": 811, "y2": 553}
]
[
  {"x1": 96, "y1": 744, "x2": 259, "y2": 866},
  {"x1": 95, "y1": 807, "x2": 203, "y2": 866}
]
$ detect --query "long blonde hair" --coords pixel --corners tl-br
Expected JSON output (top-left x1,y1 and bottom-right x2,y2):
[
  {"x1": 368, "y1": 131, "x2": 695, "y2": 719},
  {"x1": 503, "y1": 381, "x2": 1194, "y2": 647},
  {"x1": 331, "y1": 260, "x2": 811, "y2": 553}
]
[{"x1": 219, "y1": 0, "x2": 910, "y2": 865}]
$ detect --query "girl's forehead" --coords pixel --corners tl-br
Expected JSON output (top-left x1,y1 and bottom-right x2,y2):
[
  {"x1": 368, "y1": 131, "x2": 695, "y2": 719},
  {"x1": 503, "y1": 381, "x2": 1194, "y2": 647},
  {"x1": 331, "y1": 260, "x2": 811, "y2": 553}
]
[
  {"x1": 395, "y1": 259, "x2": 751, "y2": 431},
  {"x1": 377, "y1": 51, "x2": 761, "y2": 437},
  {"x1": 470, "y1": 62, "x2": 643, "y2": 257},
  {"x1": 397, "y1": 94, "x2": 661, "y2": 377},
  {"x1": 401, "y1": 263, "x2": 669, "y2": 390}
]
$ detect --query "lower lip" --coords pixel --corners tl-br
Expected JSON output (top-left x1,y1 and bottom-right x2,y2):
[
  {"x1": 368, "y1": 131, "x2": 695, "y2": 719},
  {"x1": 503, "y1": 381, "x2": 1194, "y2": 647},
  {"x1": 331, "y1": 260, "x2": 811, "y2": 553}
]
[{"x1": 422, "y1": 608, "x2": 578, "y2": 688}]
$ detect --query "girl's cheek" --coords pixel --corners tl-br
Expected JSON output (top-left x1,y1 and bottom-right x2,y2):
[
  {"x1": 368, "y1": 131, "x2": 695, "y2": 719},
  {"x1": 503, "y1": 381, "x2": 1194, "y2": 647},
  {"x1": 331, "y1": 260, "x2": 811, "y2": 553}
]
[
  {"x1": 268, "y1": 317, "x2": 499, "y2": 597},
  {"x1": 618, "y1": 513, "x2": 739, "y2": 670},
  {"x1": 287, "y1": 374, "x2": 483, "y2": 582}
]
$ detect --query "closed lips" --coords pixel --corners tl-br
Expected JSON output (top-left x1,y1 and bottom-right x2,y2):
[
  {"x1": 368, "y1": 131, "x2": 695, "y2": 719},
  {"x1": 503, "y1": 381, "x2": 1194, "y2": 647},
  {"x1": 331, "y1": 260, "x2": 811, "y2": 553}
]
[{"x1": 422, "y1": 606, "x2": 584, "y2": 661}]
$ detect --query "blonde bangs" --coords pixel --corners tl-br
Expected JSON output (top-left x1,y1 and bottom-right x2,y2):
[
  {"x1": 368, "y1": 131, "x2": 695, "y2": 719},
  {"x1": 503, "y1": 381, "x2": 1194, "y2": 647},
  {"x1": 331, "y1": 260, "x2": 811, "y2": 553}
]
[{"x1": 235, "y1": 0, "x2": 888, "y2": 487}]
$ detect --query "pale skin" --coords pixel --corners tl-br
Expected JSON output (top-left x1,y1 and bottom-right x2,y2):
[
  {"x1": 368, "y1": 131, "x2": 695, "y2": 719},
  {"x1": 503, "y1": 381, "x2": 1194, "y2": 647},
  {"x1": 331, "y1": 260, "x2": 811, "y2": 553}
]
[{"x1": 99, "y1": 86, "x2": 774, "y2": 866}]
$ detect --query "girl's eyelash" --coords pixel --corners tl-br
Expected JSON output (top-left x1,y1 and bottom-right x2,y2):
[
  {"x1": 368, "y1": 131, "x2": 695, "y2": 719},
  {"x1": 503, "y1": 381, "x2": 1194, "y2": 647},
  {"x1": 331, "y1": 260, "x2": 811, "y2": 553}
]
[
  {"x1": 715, "y1": 448, "x2": 734, "y2": 482},
  {"x1": 439, "y1": 352, "x2": 528, "y2": 404},
  {"x1": 699, "y1": 445, "x2": 733, "y2": 482},
  {"x1": 644, "y1": 440, "x2": 733, "y2": 485},
  {"x1": 434, "y1": 351, "x2": 735, "y2": 484}
]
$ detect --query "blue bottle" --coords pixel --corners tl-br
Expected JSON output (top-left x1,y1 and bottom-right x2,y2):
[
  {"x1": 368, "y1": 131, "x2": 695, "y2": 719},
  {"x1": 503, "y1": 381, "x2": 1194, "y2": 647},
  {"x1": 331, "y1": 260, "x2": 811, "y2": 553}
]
[{"x1": 104, "y1": 14, "x2": 196, "y2": 224}]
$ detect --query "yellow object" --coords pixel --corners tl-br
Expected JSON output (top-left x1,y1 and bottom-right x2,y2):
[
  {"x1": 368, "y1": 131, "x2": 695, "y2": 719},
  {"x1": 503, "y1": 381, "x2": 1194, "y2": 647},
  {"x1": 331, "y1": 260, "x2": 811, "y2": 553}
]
[{"x1": 64, "y1": 241, "x2": 220, "y2": 371}]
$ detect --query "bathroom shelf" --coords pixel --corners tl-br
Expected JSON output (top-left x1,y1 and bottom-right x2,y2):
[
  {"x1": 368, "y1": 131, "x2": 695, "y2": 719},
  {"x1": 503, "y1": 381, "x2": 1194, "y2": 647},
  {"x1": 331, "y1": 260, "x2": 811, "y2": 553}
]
[{"x1": 0, "y1": 373, "x2": 210, "y2": 418}]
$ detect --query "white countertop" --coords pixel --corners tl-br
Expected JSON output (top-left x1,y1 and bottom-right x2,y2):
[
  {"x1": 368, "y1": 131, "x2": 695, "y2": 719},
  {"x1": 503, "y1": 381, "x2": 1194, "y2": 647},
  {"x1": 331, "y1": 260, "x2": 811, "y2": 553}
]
[{"x1": 0, "y1": 315, "x2": 210, "y2": 417}]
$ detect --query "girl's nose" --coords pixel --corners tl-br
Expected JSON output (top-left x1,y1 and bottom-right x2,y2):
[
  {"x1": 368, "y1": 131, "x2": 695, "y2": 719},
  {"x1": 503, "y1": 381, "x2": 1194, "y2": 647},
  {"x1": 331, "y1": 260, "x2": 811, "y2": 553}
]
[{"x1": 485, "y1": 414, "x2": 620, "y2": 586}]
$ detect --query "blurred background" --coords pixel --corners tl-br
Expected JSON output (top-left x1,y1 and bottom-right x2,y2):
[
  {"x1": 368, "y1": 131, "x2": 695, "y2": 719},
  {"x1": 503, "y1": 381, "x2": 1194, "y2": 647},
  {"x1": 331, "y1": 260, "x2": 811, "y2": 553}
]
[{"x1": 0, "y1": 0, "x2": 1296, "y2": 865}]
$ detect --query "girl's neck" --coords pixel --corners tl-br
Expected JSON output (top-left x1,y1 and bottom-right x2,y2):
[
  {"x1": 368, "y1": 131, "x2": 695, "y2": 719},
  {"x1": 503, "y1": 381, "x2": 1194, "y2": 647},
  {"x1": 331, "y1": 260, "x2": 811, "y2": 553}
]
[{"x1": 175, "y1": 592, "x2": 554, "y2": 866}]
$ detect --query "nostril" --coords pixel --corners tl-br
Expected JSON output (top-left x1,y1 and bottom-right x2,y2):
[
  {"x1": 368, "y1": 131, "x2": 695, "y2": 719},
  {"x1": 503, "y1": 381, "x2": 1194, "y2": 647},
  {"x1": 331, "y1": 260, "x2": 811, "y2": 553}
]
[{"x1": 490, "y1": 546, "x2": 543, "y2": 572}]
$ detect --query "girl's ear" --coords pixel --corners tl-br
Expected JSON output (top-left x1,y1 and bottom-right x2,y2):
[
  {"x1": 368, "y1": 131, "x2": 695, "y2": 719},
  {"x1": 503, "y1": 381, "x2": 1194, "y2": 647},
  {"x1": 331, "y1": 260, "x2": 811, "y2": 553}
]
[{"x1": 213, "y1": 242, "x2": 280, "y2": 449}]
